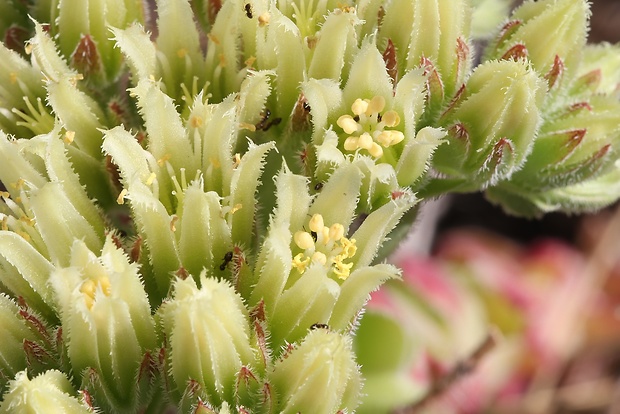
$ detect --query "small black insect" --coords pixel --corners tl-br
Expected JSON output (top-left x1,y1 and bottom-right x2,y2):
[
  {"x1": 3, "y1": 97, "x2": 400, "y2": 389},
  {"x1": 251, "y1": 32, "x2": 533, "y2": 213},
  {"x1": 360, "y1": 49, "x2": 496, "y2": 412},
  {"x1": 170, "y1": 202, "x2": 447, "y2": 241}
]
[
  {"x1": 310, "y1": 230, "x2": 318, "y2": 242},
  {"x1": 353, "y1": 115, "x2": 360, "y2": 122},
  {"x1": 255, "y1": 109, "x2": 271, "y2": 130},
  {"x1": 220, "y1": 251, "x2": 233, "y2": 271},
  {"x1": 314, "y1": 182, "x2": 323, "y2": 192},
  {"x1": 262, "y1": 117, "x2": 282, "y2": 131},
  {"x1": 244, "y1": 3, "x2": 253, "y2": 18},
  {"x1": 310, "y1": 323, "x2": 330, "y2": 330}
]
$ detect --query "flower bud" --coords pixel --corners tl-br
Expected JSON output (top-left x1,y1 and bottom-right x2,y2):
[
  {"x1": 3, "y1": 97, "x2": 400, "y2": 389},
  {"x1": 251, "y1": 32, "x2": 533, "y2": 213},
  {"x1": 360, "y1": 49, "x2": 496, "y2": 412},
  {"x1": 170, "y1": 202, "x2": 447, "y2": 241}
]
[
  {"x1": 505, "y1": 94, "x2": 620, "y2": 191},
  {"x1": 378, "y1": 0, "x2": 472, "y2": 104},
  {"x1": 572, "y1": 43, "x2": 620, "y2": 98},
  {"x1": 0, "y1": 295, "x2": 39, "y2": 392},
  {"x1": 51, "y1": 236, "x2": 157, "y2": 407},
  {"x1": 269, "y1": 329, "x2": 362, "y2": 414},
  {"x1": 485, "y1": 0, "x2": 589, "y2": 83},
  {"x1": 158, "y1": 274, "x2": 255, "y2": 406},
  {"x1": 0, "y1": 370, "x2": 91, "y2": 414},
  {"x1": 432, "y1": 59, "x2": 545, "y2": 188}
]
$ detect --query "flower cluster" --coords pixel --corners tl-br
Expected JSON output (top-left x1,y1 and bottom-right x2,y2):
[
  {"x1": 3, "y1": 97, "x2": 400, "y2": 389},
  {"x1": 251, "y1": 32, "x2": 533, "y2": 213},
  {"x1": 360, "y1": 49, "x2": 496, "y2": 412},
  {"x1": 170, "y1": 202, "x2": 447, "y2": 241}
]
[{"x1": 0, "y1": 0, "x2": 619, "y2": 412}]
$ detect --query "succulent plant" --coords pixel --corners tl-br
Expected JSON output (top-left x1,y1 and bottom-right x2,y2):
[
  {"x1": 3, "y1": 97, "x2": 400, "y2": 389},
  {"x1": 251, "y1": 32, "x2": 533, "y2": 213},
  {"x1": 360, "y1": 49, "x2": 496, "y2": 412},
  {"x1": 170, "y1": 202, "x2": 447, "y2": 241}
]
[{"x1": 0, "y1": 0, "x2": 619, "y2": 412}]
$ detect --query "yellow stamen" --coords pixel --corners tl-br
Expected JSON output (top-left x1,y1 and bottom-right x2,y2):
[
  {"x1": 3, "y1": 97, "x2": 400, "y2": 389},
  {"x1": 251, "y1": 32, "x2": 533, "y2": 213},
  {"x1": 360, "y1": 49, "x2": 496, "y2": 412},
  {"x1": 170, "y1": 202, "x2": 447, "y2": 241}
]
[
  {"x1": 146, "y1": 172, "x2": 157, "y2": 186},
  {"x1": 337, "y1": 115, "x2": 359, "y2": 135},
  {"x1": 80, "y1": 277, "x2": 112, "y2": 310},
  {"x1": 170, "y1": 215, "x2": 178, "y2": 232},
  {"x1": 294, "y1": 231, "x2": 314, "y2": 250},
  {"x1": 351, "y1": 99, "x2": 368, "y2": 116},
  {"x1": 258, "y1": 12, "x2": 270, "y2": 26},
  {"x1": 157, "y1": 154, "x2": 172, "y2": 166},
  {"x1": 191, "y1": 116, "x2": 203, "y2": 128},
  {"x1": 64, "y1": 130, "x2": 75, "y2": 144},
  {"x1": 367, "y1": 95, "x2": 386, "y2": 114},
  {"x1": 329, "y1": 223, "x2": 344, "y2": 241},
  {"x1": 292, "y1": 253, "x2": 311, "y2": 273},
  {"x1": 117, "y1": 188, "x2": 128, "y2": 205},
  {"x1": 308, "y1": 214, "x2": 324, "y2": 233},
  {"x1": 382, "y1": 110, "x2": 400, "y2": 127},
  {"x1": 368, "y1": 143, "x2": 383, "y2": 158}
]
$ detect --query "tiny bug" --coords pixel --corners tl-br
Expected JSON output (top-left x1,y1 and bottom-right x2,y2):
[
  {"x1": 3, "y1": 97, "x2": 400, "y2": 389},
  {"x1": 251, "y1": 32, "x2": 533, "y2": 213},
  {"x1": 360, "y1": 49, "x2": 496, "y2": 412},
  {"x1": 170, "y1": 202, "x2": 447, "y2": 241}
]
[
  {"x1": 310, "y1": 323, "x2": 330, "y2": 330},
  {"x1": 220, "y1": 251, "x2": 233, "y2": 271},
  {"x1": 244, "y1": 3, "x2": 253, "y2": 18}
]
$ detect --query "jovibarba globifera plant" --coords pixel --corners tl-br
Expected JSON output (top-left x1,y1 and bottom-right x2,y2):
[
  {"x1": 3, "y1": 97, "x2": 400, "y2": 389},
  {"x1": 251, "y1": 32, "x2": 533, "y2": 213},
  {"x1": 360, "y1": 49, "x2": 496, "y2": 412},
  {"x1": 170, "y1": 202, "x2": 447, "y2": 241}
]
[{"x1": 0, "y1": 0, "x2": 619, "y2": 412}]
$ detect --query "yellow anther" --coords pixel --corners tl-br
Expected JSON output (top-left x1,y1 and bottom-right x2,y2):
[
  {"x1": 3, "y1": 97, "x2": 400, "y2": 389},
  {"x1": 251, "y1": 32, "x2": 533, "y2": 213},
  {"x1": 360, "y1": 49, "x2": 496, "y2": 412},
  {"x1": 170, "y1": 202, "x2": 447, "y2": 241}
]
[
  {"x1": 170, "y1": 215, "x2": 179, "y2": 232},
  {"x1": 292, "y1": 253, "x2": 311, "y2": 273},
  {"x1": 229, "y1": 203, "x2": 243, "y2": 215},
  {"x1": 191, "y1": 116, "x2": 203, "y2": 128},
  {"x1": 219, "y1": 53, "x2": 227, "y2": 67},
  {"x1": 117, "y1": 188, "x2": 128, "y2": 205},
  {"x1": 239, "y1": 122, "x2": 257, "y2": 132},
  {"x1": 333, "y1": 258, "x2": 353, "y2": 280},
  {"x1": 351, "y1": 99, "x2": 368, "y2": 116},
  {"x1": 312, "y1": 251, "x2": 327, "y2": 265},
  {"x1": 382, "y1": 110, "x2": 400, "y2": 127},
  {"x1": 64, "y1": 130, "x2": 75, "y2": 144},
  {"x1": 294, "y1": 231, "x2": 315, "y2": 250},
  {"x1": 157, "y1": 154, "x2": 171, "y2": 166},
  {"x1": 368, "y1": 95, "x2": 386, "y2": 114},
  {"x1": 308, "y1": 214, "x2": 324, "y2": 233},
  {"x1": 25, "y1": 43, "x2": 33, "y2": 54},
  {"x1": 328, "y1": 223, "x2": 344, "y2": 241},
  {"x1": 10, "y1": 179, "x2": 24, "y2": 190},
  {"x1": 357, "y1": 133, "x2": 373, "y2": 150},
  {"x1": 344, "y1": 137, "x2": 358, "y2": 151},
  {"x1": 0, "y1": 191, "x2": 9, "y2": 198},
  {"x1": 337, "y1": 115, "x2": 359, "y2": 135},
  {"x1": 209, "y1": 157, "x2": 221, "y2": 168},
  {"x1": 177, "y1": 48, "x2": 188, "y2": 58},
  {"x1": 146, "y1": 172, "x2": 157, "y2": 186},
  {"x1": 207, "y1": 33, "x2": 220, "y2": 45},
  {"x1": 80, "y1": 277, "x2": 111, "y2": 310},
  {"x1": 245, "y1": 56, "x2": 257, "y2": 67},
  {"x1": 258, "y1": 12, "x2": 270, "y2": 26},
  {"x1": 233, "y1": 153, "x2": 242, "y2": 168},
  {"x1": 321, "y1": 226, "x2": 330, "y2": 244},
  {"x1": 368, "y1": 143, "x2": 384, "y2": 158},
  {"x1": 340, "y1": 238, "x2": 357, "y2": 258}
]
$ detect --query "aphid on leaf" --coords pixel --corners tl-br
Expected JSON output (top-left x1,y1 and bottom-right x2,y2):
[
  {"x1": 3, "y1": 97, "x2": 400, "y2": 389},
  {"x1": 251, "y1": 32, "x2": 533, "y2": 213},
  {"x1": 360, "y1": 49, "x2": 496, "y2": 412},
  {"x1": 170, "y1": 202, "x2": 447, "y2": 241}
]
[
  {"x1": 310, "y1": 323, "x2": 330, "y2": 330},
  {"x1": 244, "y1": 3, "x2": 253, "y2": 18},
  {"x1": 220, "y1": 251, "x2": 233, "y2": 271}
]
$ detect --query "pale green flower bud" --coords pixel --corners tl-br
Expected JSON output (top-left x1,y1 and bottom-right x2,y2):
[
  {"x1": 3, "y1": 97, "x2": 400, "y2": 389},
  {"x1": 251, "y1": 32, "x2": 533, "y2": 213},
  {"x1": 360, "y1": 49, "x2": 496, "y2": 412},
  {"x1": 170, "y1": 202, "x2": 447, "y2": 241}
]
[
  {"x1": 485, "y1": 0, "x2": 589, "y2": 84},
  {"x1": 507, "y1": 94, "x2": 620, "y2": 189},
  {"x1": 54, "y1": 0, "x2": 144, "y2": 81},
  {"x1": 487, "y1": 161, "x2": 620, "y2": 217},
  {"x1": 0, "y1": 370, "x2": 91, "y2": 414},
  {"x1": 0, "y1": 295, "x2": 38, "y2": 393},
  {"x1": 269, "y1": 329, "x2": 362, "y2": 414},
  {"x1": 158, "y1": 274, "x2": 255, "y2": 406},
  {"x1": 378, "y1": 0, "x2": 472, "y2": 114},
  {"x1": 572, "y1": 43, "x2": 620, "y2": 98},
  {"x1": 51, "y1": 236, "x2": 157, "y2": 408},
  {"x1": 432, "y1": 59, "x2": 545, "y2": 189}
]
